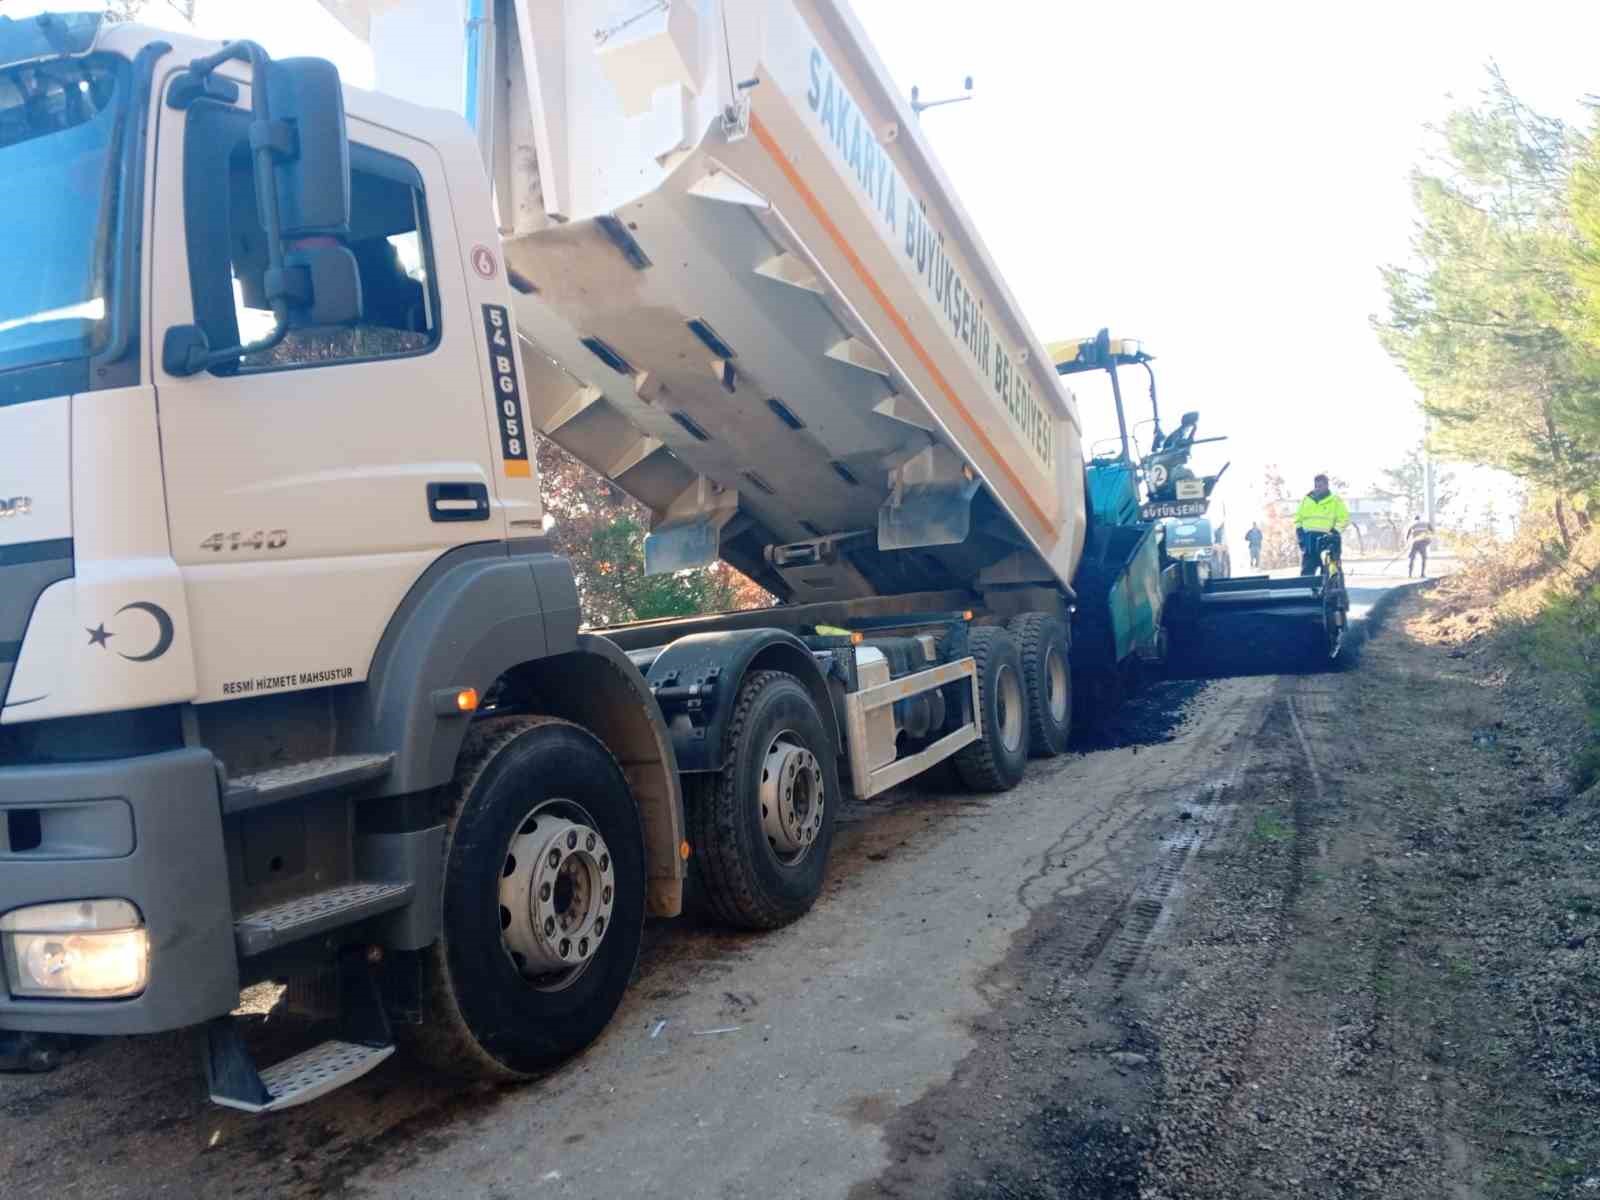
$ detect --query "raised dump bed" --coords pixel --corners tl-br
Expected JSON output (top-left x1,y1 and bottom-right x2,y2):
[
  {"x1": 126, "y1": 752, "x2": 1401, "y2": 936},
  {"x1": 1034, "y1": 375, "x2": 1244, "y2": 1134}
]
[{"x1": 331, "y1": 0, "x2": 1088, "y2": 606}]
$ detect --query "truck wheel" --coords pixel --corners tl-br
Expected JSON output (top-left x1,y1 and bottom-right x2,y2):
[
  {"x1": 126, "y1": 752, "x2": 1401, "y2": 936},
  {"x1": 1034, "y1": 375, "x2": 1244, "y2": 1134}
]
[
  {"x1": 0, "y1": 1032, "x2": 75, "y2": 1073},
  {"x1": 409, "y1": 716, "x2": 646, "y2": 1079},
  {"x1": 688, "y1": 670, "x2": 838, "y2": 931},
  {"x1": 953, "y1": 626, "x2": 1030, "y2": 791},
  {"x1": 1009, "y1": 613, "x2": 1072, "y2": 757}
]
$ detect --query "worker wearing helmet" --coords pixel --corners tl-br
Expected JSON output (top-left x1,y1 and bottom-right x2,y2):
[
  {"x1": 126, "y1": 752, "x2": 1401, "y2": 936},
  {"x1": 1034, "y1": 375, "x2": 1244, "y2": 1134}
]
[{"x1": 1294, "y1": 474, "x2": 1349, "y2": 576}]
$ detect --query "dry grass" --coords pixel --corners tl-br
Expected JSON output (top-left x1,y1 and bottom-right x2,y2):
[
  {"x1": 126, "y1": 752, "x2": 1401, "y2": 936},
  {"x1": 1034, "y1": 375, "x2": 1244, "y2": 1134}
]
[
  {"x1": 1404, "y1": 519, "x2": 1600, "y2": 789},
  {"x1": 1348, "y1": 591, "x2": 1600, "y2": 1197}
]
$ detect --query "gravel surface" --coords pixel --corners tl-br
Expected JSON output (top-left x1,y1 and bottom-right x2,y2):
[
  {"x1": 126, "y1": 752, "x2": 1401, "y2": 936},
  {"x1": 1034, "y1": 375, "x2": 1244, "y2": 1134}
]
[
  {"x1": 853, "y1": 584, "x2": 1600, "y2": 1199},
  {"x1": 8, "y1": 575, "x2": 1596, "y2": 1197}
]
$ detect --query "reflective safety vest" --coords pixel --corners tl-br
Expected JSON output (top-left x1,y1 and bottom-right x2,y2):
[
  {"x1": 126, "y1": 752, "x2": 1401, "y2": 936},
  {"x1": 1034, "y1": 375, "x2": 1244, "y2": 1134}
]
[{"x1": 1294, "y1": 492, "x2": 1349, "y2": 533}]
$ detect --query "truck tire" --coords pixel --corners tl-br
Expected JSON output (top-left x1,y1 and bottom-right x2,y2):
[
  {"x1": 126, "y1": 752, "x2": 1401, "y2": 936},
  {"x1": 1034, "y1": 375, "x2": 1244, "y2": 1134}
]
[
  {"x1": 953, "y1": 626, "x2": 1030, "y2": 791},
  {"x1": 408, "y1": 716, "x2": 646, "y2": 1079},
  {"x1": 687, "y1": 670, "x2": 838, "y2": 931},
  {"x1": 1009, "y1": 613, "x2": 1072, "y2": 757}
]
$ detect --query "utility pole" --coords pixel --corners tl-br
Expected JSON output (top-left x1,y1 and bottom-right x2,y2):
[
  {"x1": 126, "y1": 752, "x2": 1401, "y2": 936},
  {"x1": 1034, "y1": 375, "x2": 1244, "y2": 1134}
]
[{"x1": 1422, "y1": 416, "x2": 1436, "y2": 525}]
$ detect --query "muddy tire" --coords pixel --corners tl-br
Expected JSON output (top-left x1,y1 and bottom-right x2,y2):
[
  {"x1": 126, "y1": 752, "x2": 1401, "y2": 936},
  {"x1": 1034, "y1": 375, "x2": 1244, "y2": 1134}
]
[
  {"x1": 407, "y1": 716, "x2": 646, "y2": 1079},
  {"x1": 953, "y1": 626, "x2": 1029, "y2": 792},
  {"x1": 0, "y1": 1032, "x2": 74, "y2": 1073},
  {"x1": 687, "y1": 671, "x2": 839, "y2": 931},
  {"x1": 1009, "y1": 613, "x2": 1072, "y2": 757}
]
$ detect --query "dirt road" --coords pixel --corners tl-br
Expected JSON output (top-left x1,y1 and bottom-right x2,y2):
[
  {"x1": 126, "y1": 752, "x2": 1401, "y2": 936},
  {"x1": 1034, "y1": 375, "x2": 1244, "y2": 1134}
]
[{"x1": 10, "y1": 570, "x2": 1544, "y2": 1200}]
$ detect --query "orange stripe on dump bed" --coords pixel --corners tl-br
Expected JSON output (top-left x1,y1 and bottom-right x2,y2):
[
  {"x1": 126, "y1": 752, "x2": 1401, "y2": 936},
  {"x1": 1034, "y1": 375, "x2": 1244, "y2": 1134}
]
[{"x1": 748, "y1": 113, "x2": 1056, "y2": 537}]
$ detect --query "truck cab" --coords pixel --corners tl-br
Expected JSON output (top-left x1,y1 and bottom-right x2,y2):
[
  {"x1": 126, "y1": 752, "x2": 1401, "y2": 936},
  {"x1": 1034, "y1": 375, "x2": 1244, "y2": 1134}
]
[
  {"x1": 2, "y1": 12, "x2": 546, "y2": 730},
  {"x1": 0, "y1": 12, "x2": 690, "y2": 1096}
]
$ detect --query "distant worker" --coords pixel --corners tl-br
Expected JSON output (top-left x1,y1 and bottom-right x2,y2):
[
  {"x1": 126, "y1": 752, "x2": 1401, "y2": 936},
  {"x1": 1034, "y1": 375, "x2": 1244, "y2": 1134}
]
[
  {"x1": 1405, "y1": 514, "x2": 1434, "y2": 578},
  {"x1": 1245, "y1": 522, "x2": 1263, "y2": 568},
  {"x1": 1294, "y1": 473, "x2": 1349, "y2": 576}
]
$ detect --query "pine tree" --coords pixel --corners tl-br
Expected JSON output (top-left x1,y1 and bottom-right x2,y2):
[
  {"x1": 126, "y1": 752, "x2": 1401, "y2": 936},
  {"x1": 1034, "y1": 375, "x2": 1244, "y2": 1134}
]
[
  {"x1": 1376, "y1": 66, "x2": 1600, "y2": 547},
  {"x1": 1379, "y1": 445, "x2": 1457, "y2": 523}
]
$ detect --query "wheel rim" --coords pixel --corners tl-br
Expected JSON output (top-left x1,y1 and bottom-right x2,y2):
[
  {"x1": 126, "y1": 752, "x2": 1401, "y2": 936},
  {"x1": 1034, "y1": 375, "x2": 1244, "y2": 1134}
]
[
  {"x1": 1045, "y1": 645, "x2": 1069, "y2": 725},
  {"x1": 499, "y1": 801, "x2": 615, "y2": 991},
  {"x1": 995, "y1": 663, "x2": 1024, "y2": 753},
  {"x1": 759, "y1": 731, "x2": 824, "y2": 866}
]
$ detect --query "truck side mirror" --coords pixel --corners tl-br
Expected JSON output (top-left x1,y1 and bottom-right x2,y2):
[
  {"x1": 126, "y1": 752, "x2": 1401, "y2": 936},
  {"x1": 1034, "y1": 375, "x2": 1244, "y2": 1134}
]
[
  {"x1": 281, "y1": 243, "x2": 364, "y2": 327},
  {"x1": 263, "y1": 59, "x2": 361, "y2": 329},
  {"x1": 264, "y1": 58, "x2": 351, "y2": 241},
  {"x1": 164, "y1": 44, "x2": 361, "y2": 377}
]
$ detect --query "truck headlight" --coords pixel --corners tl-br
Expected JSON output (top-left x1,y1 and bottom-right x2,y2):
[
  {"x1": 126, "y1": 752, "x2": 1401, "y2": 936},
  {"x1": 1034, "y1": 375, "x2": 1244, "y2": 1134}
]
[{"x1": 1, "y1": 900, "x2": 148, "y2": 999}]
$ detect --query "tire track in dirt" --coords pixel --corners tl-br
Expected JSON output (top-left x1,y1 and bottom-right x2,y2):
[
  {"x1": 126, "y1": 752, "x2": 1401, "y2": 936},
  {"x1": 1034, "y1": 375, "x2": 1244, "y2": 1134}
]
[
  {"x1": 1143, "y1": 648, "x2": 1469, "y2": 1199},
  {"x1": 850, "y1": 679, "x2": 1276, "y2": 1199},
  {"x1": 1194, "y1": 687, "x2": 1329, "y2": 1197}
]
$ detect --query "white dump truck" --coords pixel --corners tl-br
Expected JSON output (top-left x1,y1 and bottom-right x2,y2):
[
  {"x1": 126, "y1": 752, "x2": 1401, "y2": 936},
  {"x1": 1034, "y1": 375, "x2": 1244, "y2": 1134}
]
[{"x1": 0, "y1": 2, "x2": 1118, "y2": 1109}]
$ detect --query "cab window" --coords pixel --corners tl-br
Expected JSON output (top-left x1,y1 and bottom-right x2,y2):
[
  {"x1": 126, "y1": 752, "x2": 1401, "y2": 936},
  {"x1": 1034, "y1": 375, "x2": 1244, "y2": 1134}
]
[{"x1": 181, "y1": 100, "x2": 440, "y2": 374}]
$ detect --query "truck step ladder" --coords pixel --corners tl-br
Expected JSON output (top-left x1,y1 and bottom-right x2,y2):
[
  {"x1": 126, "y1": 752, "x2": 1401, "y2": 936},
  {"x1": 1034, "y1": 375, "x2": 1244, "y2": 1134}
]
[
  {"x1": 222, "y1": 753, "x2": 396, "y2": 815},
  {"x1": 234, "y1": 881, "x2": 415, "y2": 957},
  {"x1": 209, "y1": 1038, "x2": 396, "y2": 1114},
  {"x1": 206, "y1": 951, "x2": 394, "y2": 1114}
]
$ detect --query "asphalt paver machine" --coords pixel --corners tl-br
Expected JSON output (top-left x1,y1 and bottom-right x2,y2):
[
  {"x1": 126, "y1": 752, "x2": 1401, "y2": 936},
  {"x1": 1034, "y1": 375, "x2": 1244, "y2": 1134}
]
[{"x1": 1051, "y1": 332, "x2": 1349, "y2": 672}]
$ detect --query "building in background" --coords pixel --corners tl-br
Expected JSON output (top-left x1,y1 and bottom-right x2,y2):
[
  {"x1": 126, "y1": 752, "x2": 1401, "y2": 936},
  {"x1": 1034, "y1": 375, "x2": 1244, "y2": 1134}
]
[{"x1": 1344, "y1": 495, "x2": 1407, "y2": 555}]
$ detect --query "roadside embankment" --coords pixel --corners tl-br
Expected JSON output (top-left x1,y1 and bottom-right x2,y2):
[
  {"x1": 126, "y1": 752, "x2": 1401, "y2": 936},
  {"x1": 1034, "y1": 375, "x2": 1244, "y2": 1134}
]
[
  {"x1": 855, "y1": 574, "x2": 1600, "y2": 1198},
  {"x1": 1148, "y1": 577, "x2": 1600, "y2": 1197}
]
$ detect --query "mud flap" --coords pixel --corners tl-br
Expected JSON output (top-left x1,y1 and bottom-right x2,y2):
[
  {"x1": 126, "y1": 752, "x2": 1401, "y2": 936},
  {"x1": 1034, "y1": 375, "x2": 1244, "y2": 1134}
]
[
  {"x1": 644, "y1": 475, "x2": 739, "y2": 575},
  {"x1": 878, "y1": 445, "x2": 982, "y2": 551}
]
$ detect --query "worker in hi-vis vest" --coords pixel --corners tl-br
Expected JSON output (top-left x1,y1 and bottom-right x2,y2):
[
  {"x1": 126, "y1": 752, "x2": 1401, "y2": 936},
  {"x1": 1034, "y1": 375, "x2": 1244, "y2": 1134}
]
[{"x1": 1294, "y1": 473, "x2": 1349, "y2": 576}]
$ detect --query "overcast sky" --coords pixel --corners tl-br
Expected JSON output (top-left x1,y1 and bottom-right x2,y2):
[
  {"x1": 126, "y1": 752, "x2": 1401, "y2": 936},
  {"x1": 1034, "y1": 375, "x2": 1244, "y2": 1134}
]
[
  {"x1": 16, "y1": 0, "x2": 1599, "y2": 525},
  {"x1": 848, "y1": 1, "x2": 1599, "y2": 525}
]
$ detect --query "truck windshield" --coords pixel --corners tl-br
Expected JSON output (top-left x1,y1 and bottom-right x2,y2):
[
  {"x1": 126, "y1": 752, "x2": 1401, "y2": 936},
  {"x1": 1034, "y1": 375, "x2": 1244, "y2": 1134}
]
[{"x1": 0, "y1": 53, "x2": 128, "y2": 374}]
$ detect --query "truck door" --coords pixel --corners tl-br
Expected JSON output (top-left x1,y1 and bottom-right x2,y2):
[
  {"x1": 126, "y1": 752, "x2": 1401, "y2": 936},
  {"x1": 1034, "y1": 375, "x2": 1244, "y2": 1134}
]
[{"x1": 149, "y1": 81, "x2": 501, "y2": 703}]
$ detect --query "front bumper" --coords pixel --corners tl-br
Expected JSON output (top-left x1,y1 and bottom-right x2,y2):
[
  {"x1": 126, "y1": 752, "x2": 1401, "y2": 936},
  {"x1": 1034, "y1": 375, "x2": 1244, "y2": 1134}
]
[{"x1": 0, "y1": 748, "x2": 239, "y2": 1034}]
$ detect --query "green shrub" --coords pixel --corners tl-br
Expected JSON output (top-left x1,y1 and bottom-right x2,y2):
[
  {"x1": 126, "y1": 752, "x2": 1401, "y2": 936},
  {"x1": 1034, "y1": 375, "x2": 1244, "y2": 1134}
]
[{"x1": 1519, "y1": 581, "x2": 1600, "y2": 788}]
